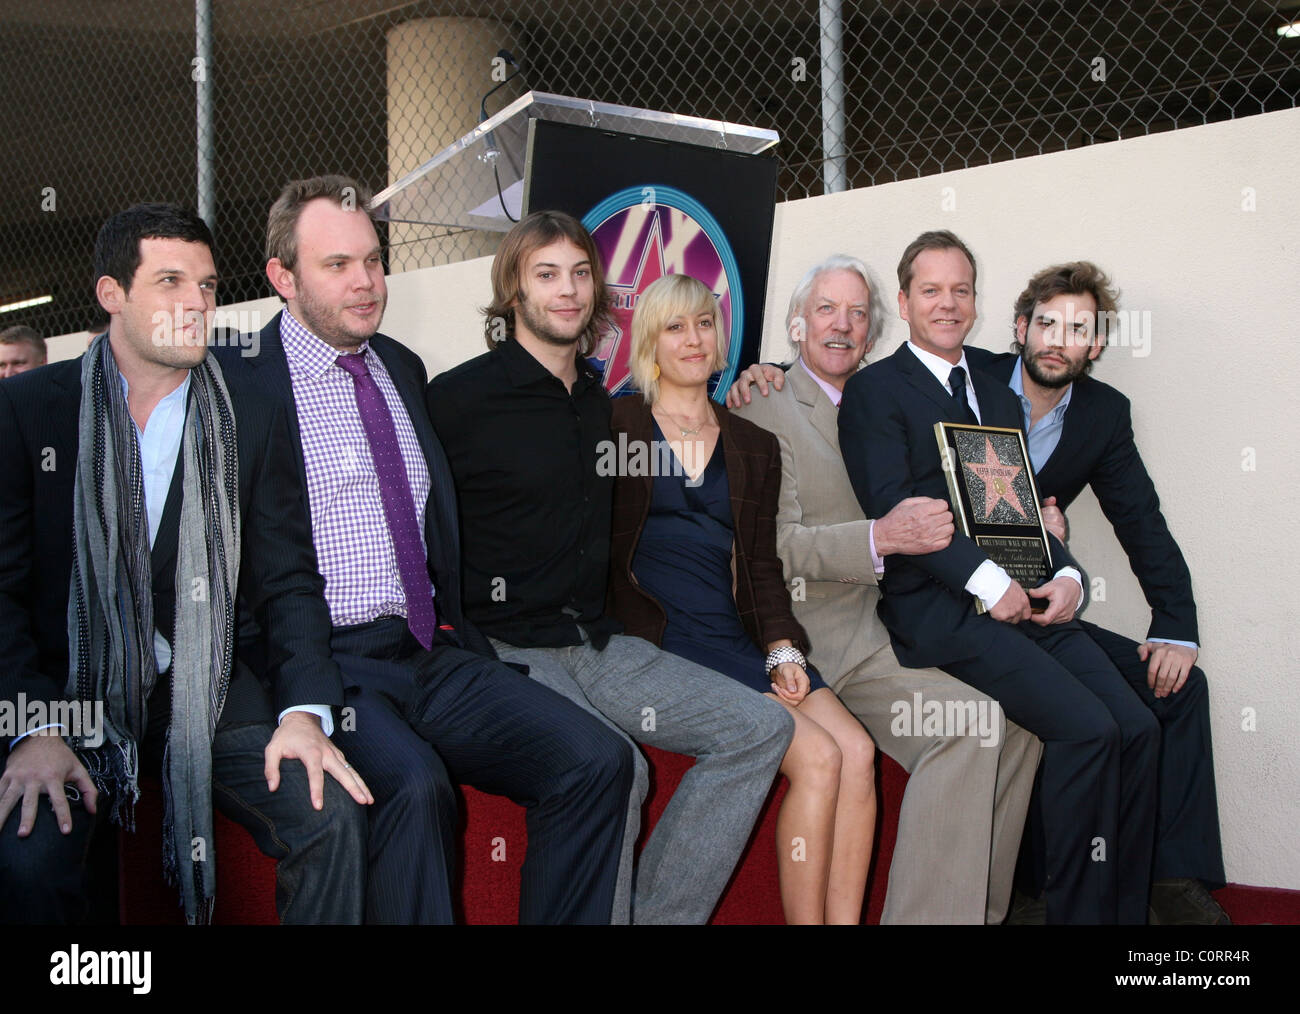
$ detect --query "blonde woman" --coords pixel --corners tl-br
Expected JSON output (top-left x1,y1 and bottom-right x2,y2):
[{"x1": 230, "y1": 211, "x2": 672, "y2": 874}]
[{"x1": 607, "y1": 273, "x2": 876, "y2": 924}]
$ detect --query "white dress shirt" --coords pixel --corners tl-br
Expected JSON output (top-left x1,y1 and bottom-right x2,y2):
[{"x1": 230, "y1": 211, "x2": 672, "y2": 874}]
[{"x1": 906, "y1": 342, "x2": 1083, "y2": 612}]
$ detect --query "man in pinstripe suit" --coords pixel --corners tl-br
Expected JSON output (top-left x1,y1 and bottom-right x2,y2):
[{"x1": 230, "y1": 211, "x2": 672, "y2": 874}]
[
  {"x1": 217, "y1": 175, "x2": 633, "y2": 924},
  {"x1": 0, "y1": 204, "x2": 368, "y2": 924}
]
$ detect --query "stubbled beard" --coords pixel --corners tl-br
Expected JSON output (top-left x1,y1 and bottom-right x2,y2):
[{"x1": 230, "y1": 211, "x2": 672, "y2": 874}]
[
  {"x1": 516, "y1": 301, "x2": 586, "y2": 348},
  {"x1": 1023, "y1": 347, "x2": 1089, "y2": 389},
  {"x1": 294, "y1": 285, "x2": 382, "y2": 350}
]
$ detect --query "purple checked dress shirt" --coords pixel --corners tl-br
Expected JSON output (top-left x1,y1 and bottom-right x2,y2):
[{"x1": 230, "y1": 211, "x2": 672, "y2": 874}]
[{"x1": 280, "y1": 310, "x2": 436, "y2": 636}]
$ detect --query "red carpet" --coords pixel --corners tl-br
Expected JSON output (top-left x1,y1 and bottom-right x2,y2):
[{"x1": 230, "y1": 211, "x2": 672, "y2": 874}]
[
  {"x1": 120, "y1": 762, "x2": 1299, "y2": 925},
  {"x1": 1214, "y1": 884, "x2": 1300, "y2": 925}
]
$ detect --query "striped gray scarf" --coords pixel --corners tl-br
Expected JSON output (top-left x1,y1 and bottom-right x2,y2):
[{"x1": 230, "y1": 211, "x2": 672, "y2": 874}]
[{"x1": 67, "y1": 334, "x2": 240, "y2": 924}]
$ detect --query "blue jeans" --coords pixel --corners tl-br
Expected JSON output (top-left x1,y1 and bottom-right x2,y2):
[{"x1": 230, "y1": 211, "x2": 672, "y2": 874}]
[{"x1": 0, "y1": 721, "x2": 366, "y2": 924}]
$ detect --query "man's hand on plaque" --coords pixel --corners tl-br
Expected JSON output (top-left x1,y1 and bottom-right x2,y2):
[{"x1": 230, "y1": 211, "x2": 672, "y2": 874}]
[
  {"x1": 874, "y1": 497, "x2": 954, "y2": 556},
  {"x1": 724, "y1": 363, "x2": 785, "y2": 408},
  {"x1": 1138, "y1": 641, "x2": 1197, "y2": 698},
  {"x1": 989, "y1": 581, "x2": 1033, "y2": 623},
  {"x1": 1041, "y1": 496, "x2": 1068, "y2": 544},
  {"x1": 1027, "y1": 577, "x2": 1080, "y2": 626}
]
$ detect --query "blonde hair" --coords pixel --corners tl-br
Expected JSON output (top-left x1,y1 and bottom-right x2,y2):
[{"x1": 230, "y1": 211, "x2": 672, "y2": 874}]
[{"x1": 629, "y1": 274, "x2": 727, "y2": 405}]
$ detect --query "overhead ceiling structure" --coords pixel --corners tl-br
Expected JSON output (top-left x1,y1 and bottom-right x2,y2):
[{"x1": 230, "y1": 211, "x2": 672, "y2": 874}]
[{"x1": 2, "y1": 0, "x2": 1296, "y2": 336}]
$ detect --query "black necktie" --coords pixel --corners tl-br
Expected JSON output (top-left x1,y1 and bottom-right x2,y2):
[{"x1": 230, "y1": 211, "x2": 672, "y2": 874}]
[{"x1": 948, "y1": 365, "x2": 978, "y2": 425}]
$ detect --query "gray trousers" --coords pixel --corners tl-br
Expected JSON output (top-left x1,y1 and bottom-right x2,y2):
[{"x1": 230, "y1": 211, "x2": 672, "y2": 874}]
[
  {"x1": 830, "y1": 641, "x2": 1042, "y2": 924},
  {"x1": 491, "y1": 633, "x2": 794, "y2": 925}
]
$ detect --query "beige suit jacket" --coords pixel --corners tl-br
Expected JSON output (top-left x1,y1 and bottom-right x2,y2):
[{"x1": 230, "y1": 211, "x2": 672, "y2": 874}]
[
  {"x1": 738, "y1": 360, "x2": 1043, "y2": 924},
  {"x1": 734, "y1": 362, "x2": 892, "y2": 686}
]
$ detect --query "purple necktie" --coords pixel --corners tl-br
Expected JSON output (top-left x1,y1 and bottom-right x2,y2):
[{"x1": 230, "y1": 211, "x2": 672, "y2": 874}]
[{"x1": 336, "y1": 352, "x2": 437, "y2": 649}]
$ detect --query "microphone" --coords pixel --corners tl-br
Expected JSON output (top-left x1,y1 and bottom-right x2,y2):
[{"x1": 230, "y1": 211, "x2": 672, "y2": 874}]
[
  {"x1": 479, "y1": 50, "x2": 527, "y2": 138},
  {"x1": 477, "y1": 50, "x2": 527, "y2": 222}
]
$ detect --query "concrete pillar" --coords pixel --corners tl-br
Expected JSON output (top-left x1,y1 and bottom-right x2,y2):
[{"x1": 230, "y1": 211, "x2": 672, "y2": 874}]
[{"x1": 386, "y1": 17, "x2": 518, "y2": 270}]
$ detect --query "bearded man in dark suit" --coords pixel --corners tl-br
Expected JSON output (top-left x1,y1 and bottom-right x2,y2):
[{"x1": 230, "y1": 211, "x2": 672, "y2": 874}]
[{"x1": 966, "y1": 261, "x2": 1226, "y2": 924}]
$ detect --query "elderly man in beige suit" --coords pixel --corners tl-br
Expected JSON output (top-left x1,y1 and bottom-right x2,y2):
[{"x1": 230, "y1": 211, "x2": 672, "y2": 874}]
[{"x1": 730, "y1": 254, "x2": 1042, "y2": 923}]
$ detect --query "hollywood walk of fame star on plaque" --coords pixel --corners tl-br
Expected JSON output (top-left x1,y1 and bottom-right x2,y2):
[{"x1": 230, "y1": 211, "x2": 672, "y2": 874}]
[{"x1": 935, "y1": 422, "x2": 1055, "y2": 602}]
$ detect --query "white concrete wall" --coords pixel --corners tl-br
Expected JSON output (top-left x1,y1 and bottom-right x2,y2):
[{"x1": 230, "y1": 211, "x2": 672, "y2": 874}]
[
  {"x1": 758, "y1": 108, "x2": 1300, "y2": 891},
  {"x1": 50, "y1": 106, "x2": 1300, "y2": 888}
]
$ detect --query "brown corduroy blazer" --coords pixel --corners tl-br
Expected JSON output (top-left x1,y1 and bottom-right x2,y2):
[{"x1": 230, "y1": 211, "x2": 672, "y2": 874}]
[{"x1": 607, "y1": 396, "x2": 809, "y2": 655}]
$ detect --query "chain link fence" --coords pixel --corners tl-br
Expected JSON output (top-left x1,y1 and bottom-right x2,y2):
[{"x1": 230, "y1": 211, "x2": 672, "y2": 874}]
[{"x1": 3, "y1": 0, "x2": 1298, "y2": 338}]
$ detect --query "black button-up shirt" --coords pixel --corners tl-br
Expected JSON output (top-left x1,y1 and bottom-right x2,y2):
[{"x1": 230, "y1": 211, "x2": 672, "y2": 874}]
[{"x1": 427, "y1": 338, "x2": 621, "y2": 648}]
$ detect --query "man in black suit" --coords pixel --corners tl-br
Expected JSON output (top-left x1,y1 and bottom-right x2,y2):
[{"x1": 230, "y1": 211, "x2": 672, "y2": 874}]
[
  {"x1": 216, "y1": 176, "x2": 632, "y2": 924},
  {"x1": 838, "y1": 230, "x2": 1159, "y2": 923},
  {"x1": 966, "y1": 261, "x2": 1226, "y2": 923},
  {"x1": 0, "y1": 204, "x2": 369, "y2": 924}
]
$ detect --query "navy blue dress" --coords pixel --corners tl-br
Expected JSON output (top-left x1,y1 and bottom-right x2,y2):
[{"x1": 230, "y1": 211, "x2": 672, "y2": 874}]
[{"x1": 631, "y1": 422, "x2": 825, "y2": 695}]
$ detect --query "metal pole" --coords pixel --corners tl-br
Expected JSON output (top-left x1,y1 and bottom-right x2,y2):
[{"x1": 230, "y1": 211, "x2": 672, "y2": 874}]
[
  {"x1": 819, "y1": 0, "x2": 848, "y2": 193},
  {"x1": 196, "y1": 0, "x2": 214, "y2": 228}
]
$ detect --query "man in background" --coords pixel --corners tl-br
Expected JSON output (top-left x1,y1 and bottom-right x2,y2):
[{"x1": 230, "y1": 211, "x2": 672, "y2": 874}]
[{"x1": 0, "y1": 325, "x2": 47, "y2": 378}]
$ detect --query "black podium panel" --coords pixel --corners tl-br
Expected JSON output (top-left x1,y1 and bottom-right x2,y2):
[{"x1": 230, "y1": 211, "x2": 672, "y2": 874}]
[{"x1": 526, "y1": 120, "x2": 778, "y2": 400}]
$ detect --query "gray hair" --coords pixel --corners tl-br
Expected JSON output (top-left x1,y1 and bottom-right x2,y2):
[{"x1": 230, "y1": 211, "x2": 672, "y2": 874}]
[{"x1": 784, "y1": 254, "x2": 885, "y2": 361}]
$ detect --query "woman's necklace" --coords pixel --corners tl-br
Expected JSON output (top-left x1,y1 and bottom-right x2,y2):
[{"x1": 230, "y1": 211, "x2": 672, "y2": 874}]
[{"x1": 658, "y1": 406, "x2": 711, "y2": 438}]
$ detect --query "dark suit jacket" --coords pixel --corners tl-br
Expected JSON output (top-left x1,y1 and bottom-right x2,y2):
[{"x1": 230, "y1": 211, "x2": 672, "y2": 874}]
[
  {"x1": 965, "y1": 347, "x2": 1198, "y2": 644},
  {"x1": 0, "y1": 356, "x2": 344, "y2": 736},
  {"x1": 838, "y1": 342, "x2": 1076, "y2": 669},
  {"x1": 607, "y1": 397, "x2": 808, "y2": 654},
  {"x1": 215, "y1": 313, "x2": 492, "y2": 658}
]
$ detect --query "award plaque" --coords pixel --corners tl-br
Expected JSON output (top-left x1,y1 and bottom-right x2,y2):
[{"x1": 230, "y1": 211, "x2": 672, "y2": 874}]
[{"x1": 934, "y1": 423, "x2": 1054, "y2": 612}]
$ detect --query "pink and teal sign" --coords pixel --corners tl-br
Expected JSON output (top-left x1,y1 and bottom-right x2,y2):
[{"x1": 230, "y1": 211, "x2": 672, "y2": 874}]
[{"x1": 584, "y1": 185, "x2": 742, "y2": 400}]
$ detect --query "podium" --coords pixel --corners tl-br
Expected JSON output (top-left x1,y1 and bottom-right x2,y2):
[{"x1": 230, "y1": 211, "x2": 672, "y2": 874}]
[
  {"x1": 373, "y1": 92, "x2": 781, "y2": 399},
  {"x1": 373, "y1": 91, "x2": 778, "y2": 232}
]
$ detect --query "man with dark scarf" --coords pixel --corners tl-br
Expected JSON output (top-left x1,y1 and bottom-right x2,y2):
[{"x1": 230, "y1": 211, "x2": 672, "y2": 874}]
[{"x1": 0, "y1": 204, "x2": 369, "y2": 924}]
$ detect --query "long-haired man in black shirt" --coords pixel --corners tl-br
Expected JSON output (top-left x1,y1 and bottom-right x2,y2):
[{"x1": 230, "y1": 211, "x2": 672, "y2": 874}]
[{"x1": 427, "y1": 211, "x2": 794, "y2": 924}]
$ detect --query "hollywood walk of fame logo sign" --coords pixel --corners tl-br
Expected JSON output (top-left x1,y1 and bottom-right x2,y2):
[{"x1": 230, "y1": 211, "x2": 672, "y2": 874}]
[
  {"x1": 955, "y1": 431, "x2": 1039, "y2": 525},
  {"x1": 936, "y1": 422, "x2": 1053, "y2": 595},
  {"x1": 583, "y1": 185, "x2": 742, "y2": 400}
]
